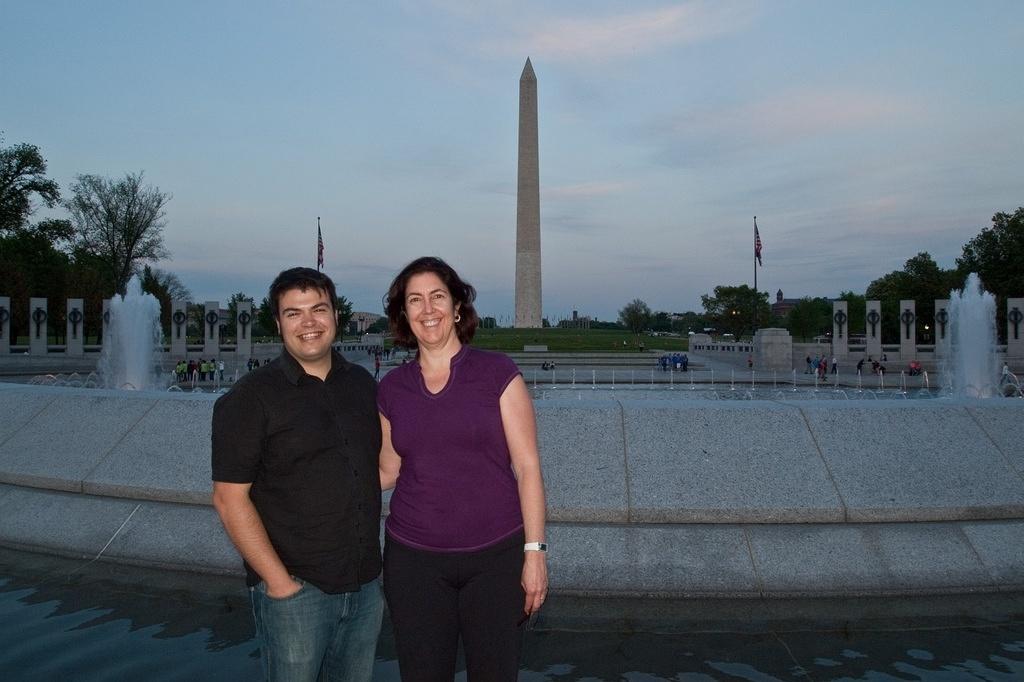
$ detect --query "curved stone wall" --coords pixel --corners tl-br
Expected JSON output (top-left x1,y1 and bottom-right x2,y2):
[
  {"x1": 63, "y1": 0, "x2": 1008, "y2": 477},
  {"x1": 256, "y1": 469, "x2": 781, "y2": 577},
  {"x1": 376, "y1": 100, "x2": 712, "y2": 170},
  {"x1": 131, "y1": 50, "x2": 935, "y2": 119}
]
[{"x1": 1, "y1": 383, "x2": 1022, "y2": 597}]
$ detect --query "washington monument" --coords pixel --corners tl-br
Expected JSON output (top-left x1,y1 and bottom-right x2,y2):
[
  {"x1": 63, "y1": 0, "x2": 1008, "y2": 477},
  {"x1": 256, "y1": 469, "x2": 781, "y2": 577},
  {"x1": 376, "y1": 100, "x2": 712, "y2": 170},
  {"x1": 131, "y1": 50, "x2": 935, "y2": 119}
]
[{"x1": 515, "y1": 58, "x2": 542, "y2": 328}]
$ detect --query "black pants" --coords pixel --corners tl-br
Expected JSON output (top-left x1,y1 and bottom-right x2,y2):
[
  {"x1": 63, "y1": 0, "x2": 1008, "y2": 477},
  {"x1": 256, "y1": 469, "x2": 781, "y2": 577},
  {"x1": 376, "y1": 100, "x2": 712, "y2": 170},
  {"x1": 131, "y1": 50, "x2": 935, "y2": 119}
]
[{"x1": 383, "y1": 531, "x2": 525, "y2": 681}]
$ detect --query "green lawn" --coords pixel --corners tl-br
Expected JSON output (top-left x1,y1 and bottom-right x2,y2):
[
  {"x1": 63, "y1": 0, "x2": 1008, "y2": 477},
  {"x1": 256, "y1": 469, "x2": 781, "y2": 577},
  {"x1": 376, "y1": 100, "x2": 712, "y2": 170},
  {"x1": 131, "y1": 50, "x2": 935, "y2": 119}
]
[{"x1": 469, "y1": 328, "x2": 690, "y2": 352}]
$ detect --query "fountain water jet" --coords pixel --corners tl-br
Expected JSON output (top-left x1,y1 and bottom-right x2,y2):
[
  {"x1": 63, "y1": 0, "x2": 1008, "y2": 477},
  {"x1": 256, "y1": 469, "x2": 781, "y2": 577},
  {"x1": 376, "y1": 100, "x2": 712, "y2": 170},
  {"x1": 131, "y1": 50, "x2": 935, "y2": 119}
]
[
  {"x1": 98, "y1": 276, "x2": 166, "y2": 391},
  {"x1": 949, "y1": 273, "x2": 999, "y2": 398}
]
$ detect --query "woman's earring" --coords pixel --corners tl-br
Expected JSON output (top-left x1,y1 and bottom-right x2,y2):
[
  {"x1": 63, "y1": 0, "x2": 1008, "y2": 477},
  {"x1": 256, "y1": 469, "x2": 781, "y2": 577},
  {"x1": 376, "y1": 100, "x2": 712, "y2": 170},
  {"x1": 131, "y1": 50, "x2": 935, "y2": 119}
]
[{"x1": 454, "y1": 313, "x2": 462, "y2": 323}]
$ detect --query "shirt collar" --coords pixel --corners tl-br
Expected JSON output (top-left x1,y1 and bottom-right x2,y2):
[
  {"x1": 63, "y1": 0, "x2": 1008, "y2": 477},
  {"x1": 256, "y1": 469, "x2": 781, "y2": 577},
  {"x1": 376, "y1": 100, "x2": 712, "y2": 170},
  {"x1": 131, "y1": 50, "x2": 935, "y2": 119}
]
[
  {"x1": 415, "y1": 342, "x2": 470, "y2": 369},
  {"x1": 278, "y1": 347, "x2": 351, "y2": 385}
]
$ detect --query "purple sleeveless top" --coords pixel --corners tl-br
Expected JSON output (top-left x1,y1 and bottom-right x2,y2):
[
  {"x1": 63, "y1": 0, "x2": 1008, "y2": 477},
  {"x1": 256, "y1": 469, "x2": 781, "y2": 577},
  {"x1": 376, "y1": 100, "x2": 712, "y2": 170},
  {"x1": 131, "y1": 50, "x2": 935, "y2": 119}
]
[{"x1": 377, "y1": 345, "x2": 524, "y2": 551}]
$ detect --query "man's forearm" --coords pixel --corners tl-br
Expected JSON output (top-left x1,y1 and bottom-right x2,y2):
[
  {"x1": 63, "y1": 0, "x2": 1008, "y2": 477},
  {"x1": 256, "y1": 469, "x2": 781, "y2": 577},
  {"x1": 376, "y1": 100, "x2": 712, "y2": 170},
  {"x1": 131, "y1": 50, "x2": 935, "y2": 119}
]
[{"x1": 214, "y1": 493, "x2": 294, "y2": 594}]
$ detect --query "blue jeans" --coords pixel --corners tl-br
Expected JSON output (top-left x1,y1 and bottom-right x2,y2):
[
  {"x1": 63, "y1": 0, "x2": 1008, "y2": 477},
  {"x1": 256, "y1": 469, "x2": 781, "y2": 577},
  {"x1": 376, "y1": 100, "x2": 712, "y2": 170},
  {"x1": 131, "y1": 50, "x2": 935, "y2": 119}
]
[{"x1": 250, "y1": 577, "x2": 383, "y2": 682}]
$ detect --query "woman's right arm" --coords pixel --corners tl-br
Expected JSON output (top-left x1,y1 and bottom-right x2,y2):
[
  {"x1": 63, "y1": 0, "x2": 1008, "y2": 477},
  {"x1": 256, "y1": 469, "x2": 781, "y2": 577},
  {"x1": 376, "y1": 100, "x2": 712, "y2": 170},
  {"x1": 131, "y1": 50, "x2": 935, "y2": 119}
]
[{"x1": 379, "y1": 413, "x2": 402, "y2": 491}]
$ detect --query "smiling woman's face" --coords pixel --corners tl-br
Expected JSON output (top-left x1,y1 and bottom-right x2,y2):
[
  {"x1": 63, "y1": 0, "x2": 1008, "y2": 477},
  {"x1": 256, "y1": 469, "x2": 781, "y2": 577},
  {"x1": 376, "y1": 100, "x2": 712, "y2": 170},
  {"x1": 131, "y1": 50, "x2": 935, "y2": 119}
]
[{"x1": 404, "y1": 271, "x2": 459, "y2": 349}]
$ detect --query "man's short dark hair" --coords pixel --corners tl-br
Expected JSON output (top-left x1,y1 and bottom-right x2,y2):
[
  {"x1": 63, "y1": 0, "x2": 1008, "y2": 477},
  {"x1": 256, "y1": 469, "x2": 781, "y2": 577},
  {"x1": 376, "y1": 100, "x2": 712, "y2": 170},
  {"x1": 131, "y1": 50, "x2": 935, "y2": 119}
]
[
  {"x1": 383, "y1": 256, "x2": 479, "y2": 348},
  {"x1": 268, "y1": 268, "x2": 339, "y2": 319}
]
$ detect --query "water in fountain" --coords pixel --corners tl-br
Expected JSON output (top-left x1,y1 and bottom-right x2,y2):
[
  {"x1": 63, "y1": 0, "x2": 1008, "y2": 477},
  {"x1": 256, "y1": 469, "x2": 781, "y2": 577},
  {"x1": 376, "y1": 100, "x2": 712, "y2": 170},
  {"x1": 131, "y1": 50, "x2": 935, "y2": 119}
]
[
  {"x1": 948, "y1": 272, "x2": 999, "y2": 398},
  {"x1": 98, "y1": 276, "x2": 166, "y2": 390}
]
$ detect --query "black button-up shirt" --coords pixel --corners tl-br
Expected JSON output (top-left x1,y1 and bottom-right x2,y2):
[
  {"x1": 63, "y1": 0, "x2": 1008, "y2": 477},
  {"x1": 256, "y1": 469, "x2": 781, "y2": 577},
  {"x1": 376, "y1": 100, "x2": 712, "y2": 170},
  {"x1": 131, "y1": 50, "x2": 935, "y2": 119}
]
[{"x1": 212, "y1": 349, "x2": 382, "y2": 593}]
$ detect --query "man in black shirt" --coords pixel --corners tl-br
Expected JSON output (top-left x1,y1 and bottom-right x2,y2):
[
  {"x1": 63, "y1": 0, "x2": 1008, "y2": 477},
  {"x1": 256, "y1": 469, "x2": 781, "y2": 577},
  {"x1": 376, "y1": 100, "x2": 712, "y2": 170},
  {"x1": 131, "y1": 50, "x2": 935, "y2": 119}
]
[{"x1": 212, "y1": 268, "x2": 382, "y2": 681}]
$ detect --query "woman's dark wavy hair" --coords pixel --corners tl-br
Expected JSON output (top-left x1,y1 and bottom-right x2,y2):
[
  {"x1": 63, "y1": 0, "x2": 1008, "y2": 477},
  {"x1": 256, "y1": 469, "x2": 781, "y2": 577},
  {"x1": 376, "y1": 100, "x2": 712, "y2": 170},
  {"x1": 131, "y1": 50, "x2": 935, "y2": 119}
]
[{"x1": 384, "y1": 256, "x2": 479, "y2": 348}]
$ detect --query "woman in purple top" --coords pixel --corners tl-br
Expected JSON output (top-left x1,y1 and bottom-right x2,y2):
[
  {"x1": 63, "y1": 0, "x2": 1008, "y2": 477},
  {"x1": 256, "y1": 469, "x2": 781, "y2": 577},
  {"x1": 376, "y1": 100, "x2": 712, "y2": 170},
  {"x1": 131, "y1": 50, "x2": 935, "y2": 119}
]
[{"x1": 378, "y1": 256, "x2": 548, "y2": 681}]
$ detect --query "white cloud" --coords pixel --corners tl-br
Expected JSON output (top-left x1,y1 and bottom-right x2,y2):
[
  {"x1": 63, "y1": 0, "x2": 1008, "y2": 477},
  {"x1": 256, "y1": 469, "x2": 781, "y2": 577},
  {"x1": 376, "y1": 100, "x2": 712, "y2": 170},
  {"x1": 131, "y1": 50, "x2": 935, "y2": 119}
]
[{"x1": 480, "y1": 1, "x2": 756, "y2": 62}]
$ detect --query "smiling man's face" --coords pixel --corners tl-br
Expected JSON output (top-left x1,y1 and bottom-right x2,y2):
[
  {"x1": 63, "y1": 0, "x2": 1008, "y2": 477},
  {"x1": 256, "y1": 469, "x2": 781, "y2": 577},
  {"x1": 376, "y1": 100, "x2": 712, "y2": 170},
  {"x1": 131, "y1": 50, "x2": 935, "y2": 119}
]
[{"x1": 275, "y1": 286, "x2": 337, "y2": 375}]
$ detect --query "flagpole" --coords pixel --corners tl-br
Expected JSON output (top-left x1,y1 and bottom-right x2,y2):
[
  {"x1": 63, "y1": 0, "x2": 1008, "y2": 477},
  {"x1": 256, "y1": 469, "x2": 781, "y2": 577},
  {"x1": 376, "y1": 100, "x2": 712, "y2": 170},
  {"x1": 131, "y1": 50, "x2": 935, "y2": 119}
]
[
  {"x1": 317, "y1": 217, "x2": 322, "y2": 272},
  {"x1": 753, "y1": 216, "x2": 758, "y2": 334}
]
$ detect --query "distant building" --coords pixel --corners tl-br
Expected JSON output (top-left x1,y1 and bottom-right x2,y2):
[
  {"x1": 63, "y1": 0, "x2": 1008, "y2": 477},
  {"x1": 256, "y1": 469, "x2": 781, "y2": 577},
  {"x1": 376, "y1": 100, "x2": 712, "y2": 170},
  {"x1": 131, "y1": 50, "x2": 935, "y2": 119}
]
[
  {"x1": 557, "y1": 310, "x2": 591, "y2": 329},
  {"x1": 348, "y1": 311, "x2": 383, "y2": 335},
  {"x1": 771, "y1": 289, "x2": 801, "y2": 319}
]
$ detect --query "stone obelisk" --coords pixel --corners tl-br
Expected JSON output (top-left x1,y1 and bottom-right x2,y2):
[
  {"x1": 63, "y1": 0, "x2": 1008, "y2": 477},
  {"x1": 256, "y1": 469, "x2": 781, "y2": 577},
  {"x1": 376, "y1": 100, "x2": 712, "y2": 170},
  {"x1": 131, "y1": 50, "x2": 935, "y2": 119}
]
[{"x1": 515, "y1": 58, "x2": 542, "y2": 328}]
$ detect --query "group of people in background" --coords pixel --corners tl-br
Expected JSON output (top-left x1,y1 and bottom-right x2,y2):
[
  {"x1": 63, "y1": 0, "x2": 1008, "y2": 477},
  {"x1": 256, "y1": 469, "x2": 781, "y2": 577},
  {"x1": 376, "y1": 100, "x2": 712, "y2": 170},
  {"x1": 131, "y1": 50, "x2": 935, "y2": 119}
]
[
  {"x1": 174, "y1": 358, "x2": 224, "y2": 383},
  {"x1": 855, "y1": 355, "x2": 888, "y2": 376},
  {"x1": 659, "y1": 352, "x2": 688, "y2": 372},
  {"x1": 805, "y1": 354, "x2": 838, "y2": 379}
]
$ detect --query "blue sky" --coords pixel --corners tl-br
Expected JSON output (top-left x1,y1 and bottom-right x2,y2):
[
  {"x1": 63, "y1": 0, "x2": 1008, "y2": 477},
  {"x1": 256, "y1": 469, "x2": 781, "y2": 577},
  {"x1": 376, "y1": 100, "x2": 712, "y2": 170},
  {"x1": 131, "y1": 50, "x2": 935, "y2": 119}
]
[{"x1": 3, "y1": 1, "x2": 1021, "y2": 321}]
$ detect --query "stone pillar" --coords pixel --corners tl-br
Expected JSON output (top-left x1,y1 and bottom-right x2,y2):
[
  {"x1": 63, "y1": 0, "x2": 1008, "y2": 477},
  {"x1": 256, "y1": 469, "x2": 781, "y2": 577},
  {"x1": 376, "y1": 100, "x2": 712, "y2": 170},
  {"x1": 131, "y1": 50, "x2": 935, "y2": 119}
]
[
  {"x1": 899, "y1": 299, "x2": 916, "y2": 361},
  {"x1": 101, "y1": 299, "x2": 111, "y2": 350},
  {"x1": 0, "y1": 296, "x2": 10, "y2": 354},
  {"x1": 865, "y1": 300, "x2": 882, "y2": 360},
  {"x1": 831, "y1": 300, "x2": 849, "y2": 360},
  {"x1": 29, "y1": 297, "x2": 48, "y2": 356},
  {"x1": 1008, "y1": 298, "x2": 1024, "y2": 359},
  {"x1": 66, "y1": 299, "x2": 85, "y2": 356},
  {"x1": 236, "y1": 301, "x2": 253, "y2": 359},
  {"x1": 170, "y1": 300, "x2": 188, "y2": 358},
  {"x1": 753, "y1": 327, "x2": 792, "y2": 371},
  {"x1": 203, "y1": 301, "x2": 220, "y2": 356},
  {"x1": 934, "y1": 299, "x2": 950, "y2": 358}
]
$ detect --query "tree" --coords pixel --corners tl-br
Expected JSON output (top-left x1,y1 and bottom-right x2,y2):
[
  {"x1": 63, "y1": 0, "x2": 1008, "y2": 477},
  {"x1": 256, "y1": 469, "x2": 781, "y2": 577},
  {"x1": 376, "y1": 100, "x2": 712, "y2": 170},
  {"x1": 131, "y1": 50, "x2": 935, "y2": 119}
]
[
  {"x1": 0, "y1": 227, "x2": 70, "y2": 342},
  {"x1": 618, "y1": 299, "x2": 652, "y2": 335},
  {"x1": 141, "y1": 266, "x2": 192, "y2": 335},
  {"x1": 786, "y1": 297, "x2": 832, "y2": 341},
  {"x1": 837, "y1": 291, "x2": 866, "y2": 340},
  {"x1": 225, "y1": 292, "x2": 254, "y2": 342},
  {"x1": 957, "y1": 208, "x2": 1024, "y2": 341},
  {"x1": 700, "y1": 285, "x2": 770, "y2": 339},
  {"x1": 649, "y1": 311, "x2": 672, "y2": 333},
  {"x1": 187, "y1": 303, "x2": 208, "y2": 343},
  {"x1": 866, "y1": 252, "x2": 959, "y2": 342},
  {"x1": 66, "y1": 172, "x2": 170, "y2": 296},
  {"x1": 336, "y1": 295, "x2": 354, "y2": 337},
  {"x1": 671, "y1": 311, "x2": 709, "y2": 335},
  {"x1": 0, "y1": 140, "x2": 62, "y2": 232},
  {"x1": 958, "y1": 208, "x2": 1024, "y2": 298},
  {"x1": 864, "y1": 270, "x2": 907, "y2": 343},
  {"x1": 66, "y1": 249, "x2": 113, "y2": 342},
  {"x1": 256, "y1": 296, "x2": 276, "y2": 338}
]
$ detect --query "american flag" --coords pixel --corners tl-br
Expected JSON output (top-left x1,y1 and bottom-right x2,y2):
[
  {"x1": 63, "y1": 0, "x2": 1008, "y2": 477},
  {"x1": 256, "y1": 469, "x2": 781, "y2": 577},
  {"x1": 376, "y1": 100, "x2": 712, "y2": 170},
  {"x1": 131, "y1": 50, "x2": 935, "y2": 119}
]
[
  {"x1": 754, "y1": 218, "x2": 763, "y2": 267},
  {"x1": 317, "y1": 219, "x2": 324, "y2": 270}
]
